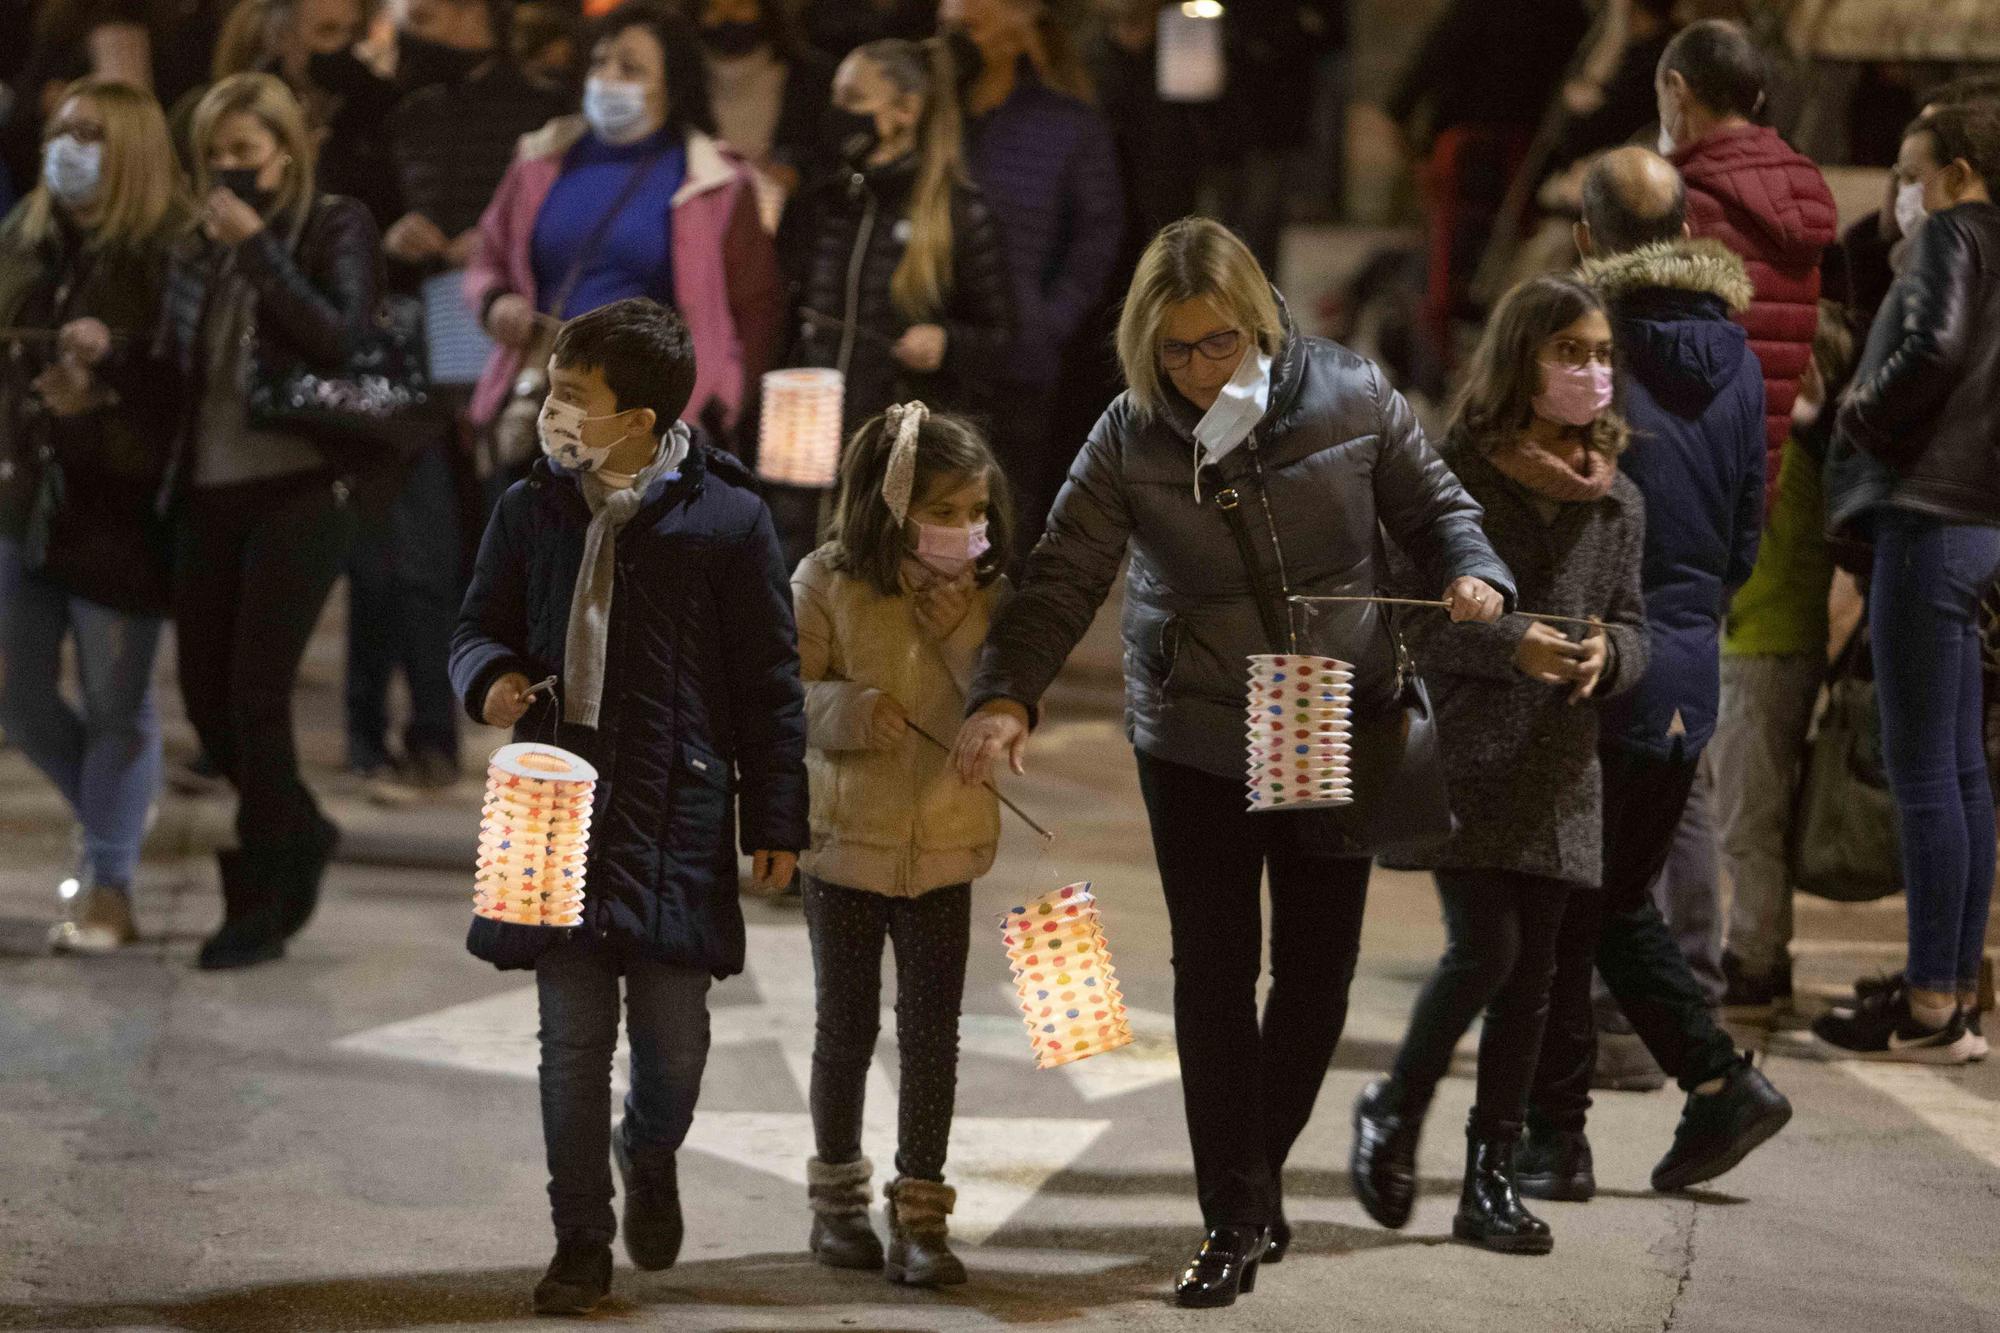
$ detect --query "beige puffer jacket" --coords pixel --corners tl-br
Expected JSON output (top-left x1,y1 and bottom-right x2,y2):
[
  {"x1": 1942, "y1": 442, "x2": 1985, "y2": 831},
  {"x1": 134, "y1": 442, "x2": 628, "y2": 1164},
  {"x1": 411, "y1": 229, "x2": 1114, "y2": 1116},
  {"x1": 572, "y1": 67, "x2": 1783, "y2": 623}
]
[{"x1": 792, "y1": 546, "x2": 1002, "y2": 897}]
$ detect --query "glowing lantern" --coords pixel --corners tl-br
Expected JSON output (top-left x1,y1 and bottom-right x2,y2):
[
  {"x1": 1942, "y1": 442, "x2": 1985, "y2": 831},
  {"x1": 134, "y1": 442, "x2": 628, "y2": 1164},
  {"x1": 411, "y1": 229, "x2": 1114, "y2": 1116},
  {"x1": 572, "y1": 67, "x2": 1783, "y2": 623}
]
[
  {"x1": 1000, "y1": 883, "x2": 1134, "y2": 1069},
  {"x1": 474, "y1": 743, "x2": 597, "y2": 928},
  {"x1": 755, "y1": 368, "x2": 845, "y2": 488}
]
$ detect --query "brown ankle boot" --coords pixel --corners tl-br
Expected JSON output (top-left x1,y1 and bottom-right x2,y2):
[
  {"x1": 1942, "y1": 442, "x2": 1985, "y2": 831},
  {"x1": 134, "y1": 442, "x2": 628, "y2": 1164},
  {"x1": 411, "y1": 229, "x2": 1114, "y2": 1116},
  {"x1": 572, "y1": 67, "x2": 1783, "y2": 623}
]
[{"x1": 883, "y1": 1177, "x2": 966, "y2": 1287}]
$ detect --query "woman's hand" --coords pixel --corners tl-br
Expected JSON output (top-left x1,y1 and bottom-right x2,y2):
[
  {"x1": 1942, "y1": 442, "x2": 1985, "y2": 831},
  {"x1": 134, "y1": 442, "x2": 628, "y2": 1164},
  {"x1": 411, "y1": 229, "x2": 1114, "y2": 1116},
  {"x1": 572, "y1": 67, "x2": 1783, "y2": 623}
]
[
  {"x1": 201, "y1": 187, "x2": 267, "y2": 246},
  {"x1": 32, "y1": 361, "x2": 101, "y2": 417},
  {"x1": 1568, "y1": 629, "x2": 1608, "y2": 705},
  {"x1": 869, "y1": 692, "x2": 909, "y2": 750},
  {"x1": 486, "y1": 293, "x2": 538, "y2": 350},
  {"x1": 1515, "y1": 622, "x2": 1587, "y2": 686},
  {"x1": 1445, "y1": 576, "x2": 1505, "y2": 623},
  {"x1": 951, "y1": 699, "x2": 1029, "y2": 785},
  {"x1": 383, "y1": 210, "x2": 449, "y2": 264},
  {"x1": 58, "y1": 317, "x2": 112, "y2": 367},
  {"x1": 893, "y1": 323, "x2": 948, "y2": 373}
]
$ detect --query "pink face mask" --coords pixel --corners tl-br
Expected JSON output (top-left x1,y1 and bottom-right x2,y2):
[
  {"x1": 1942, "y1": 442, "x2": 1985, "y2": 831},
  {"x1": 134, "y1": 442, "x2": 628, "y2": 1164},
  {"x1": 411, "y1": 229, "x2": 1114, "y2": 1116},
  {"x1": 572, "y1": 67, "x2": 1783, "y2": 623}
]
[
  {"x1": 1534, "y1": 360, "x2": 1615, "y2": 428},
  {"x1": 912, "y1": 519, "x2": 991, "y2": 574}
]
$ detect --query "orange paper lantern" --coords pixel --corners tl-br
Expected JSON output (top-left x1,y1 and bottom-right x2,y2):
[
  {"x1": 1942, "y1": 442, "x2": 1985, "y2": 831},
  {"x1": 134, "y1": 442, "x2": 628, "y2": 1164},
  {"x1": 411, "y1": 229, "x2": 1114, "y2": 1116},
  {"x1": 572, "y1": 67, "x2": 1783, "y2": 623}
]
[
  {"x1": 474, "y1": 743, "x2": 598, "y2": 928},
  {"x1": 1000, "y1": 882, "x2": 1134, "y2": 1069},
  {"x1": 755, "y1": 368, "x2": 844, "y2": 488}
]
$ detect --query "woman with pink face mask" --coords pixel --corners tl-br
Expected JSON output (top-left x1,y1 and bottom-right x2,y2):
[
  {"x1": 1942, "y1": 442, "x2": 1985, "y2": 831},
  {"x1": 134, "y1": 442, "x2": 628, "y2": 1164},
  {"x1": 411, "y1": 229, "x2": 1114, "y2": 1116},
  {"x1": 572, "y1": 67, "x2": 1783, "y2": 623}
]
[
  {"x1": 787, "y1": 402, "x2": 1014, "y2": 1288},
  {"x1": 1352, "y1": 275, "x2": 1649, "y2": 1257}
]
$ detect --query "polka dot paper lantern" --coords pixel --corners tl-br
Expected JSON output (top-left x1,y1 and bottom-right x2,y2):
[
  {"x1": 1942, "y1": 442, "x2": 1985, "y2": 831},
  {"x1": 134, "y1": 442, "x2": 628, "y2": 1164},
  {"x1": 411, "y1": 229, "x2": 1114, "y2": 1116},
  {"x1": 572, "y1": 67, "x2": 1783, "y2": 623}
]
[
  {"x1": 755, "y1": 368, "x2": 844, "y2": 488},
  {"x1": 474, "y1": 743, "x2": 598, "y2": 928},
  {"x1": 1245, "y1": 654, "x2": 1355, "y2": 812},
  {"x1": 1000, "y1": 883, "x2": 1134, "y2": 1069}
]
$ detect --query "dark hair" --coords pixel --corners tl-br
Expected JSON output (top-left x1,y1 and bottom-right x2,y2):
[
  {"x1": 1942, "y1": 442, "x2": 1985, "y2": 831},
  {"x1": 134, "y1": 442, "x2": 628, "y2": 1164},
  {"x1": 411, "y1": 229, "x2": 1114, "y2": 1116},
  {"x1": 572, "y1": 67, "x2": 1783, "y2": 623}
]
[
  {"x1": 1907, "y1": 102, "x2": 2000, "y2": 191},
  {"x1": 591, "y1": 1, "x2": 717, "y2": 139},
  {"x1": 1450, "y1": 275, "x2": 1629, "y2": 456},
  {"x1": 1582, "y1": 158, "x2": 1689, "y2": 255},
  {"x1": 700, "y1": 0, "x2": 808, "y2": 65},
  {"x1": 550, "y1": 297, "x2": 697, "y2": 428},
  {"x1": 1659, "y1": 19, "x2": 1764, "y2": 120},
  {"x1": 1810, "y1": 299, "x2": 1858, "y2": 405},
  {"x1": 1923, "y1": 74, "x2": 2000, "y2": 111},
  {"x1": 513, "y1": 2, "x2": 578, "y2": 72},
  {"x1": 826, "y1": 409, "x2": 1014, "y2": 596}
]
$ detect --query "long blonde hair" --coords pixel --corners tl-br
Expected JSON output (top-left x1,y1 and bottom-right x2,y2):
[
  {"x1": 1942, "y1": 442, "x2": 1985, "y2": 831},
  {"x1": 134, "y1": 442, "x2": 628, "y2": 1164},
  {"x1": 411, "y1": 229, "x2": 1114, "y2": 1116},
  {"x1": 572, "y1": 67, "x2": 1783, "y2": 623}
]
[
  {"x1": 854, "y1": 37, "x2": 966, "y2": 321},
  {"x1": 1116, "y1": 217, "x2": 1284, "y2": 418},
  {"x1": 20, "y1": 79, "x2": 184, "y2": 251},
  {"x1": 189, "y1": 72, "x2": 319, "y2": 231}
]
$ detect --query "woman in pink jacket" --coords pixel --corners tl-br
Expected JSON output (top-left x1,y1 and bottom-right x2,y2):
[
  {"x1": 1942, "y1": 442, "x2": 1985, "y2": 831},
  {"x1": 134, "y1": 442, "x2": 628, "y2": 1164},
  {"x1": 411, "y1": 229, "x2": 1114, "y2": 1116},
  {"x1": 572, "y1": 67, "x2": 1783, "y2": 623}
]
[{"x1": 466, "y1": 1, "x2": 781, "y2": 449}]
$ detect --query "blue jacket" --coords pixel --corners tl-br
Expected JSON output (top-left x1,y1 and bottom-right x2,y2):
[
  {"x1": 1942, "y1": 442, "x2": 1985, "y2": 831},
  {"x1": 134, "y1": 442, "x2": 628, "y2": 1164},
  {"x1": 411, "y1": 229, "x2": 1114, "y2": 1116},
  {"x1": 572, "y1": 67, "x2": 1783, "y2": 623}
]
[
  {"x1": 962, "y1": 58, "x2": 1124, "y2": 390},
  {"x1": 1582, "y1": 240, "x2": 1765, "y2": 759},
  {"x1": 450, "y1": 446, "x2": 808, "y2": 975}
]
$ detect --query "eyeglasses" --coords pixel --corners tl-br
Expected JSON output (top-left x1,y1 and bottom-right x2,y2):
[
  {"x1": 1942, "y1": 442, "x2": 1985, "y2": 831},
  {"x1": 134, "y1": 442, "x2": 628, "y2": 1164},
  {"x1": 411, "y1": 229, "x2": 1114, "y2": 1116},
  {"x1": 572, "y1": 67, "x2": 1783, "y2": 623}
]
[
  {"x1": 1544, "y1": 337, "x2": 1615, "y2": 369},
  {"x1": 1160, "y1": 329, "x2": 1243, "y2": 370}
]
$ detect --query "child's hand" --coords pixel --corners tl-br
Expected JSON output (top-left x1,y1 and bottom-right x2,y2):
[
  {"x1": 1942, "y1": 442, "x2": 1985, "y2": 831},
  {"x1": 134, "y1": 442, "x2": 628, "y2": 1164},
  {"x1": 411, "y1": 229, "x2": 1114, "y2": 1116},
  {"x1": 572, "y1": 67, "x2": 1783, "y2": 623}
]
[
  {"x1": 1568, "y1": 629, "x2": 1608, "y2": 705},
  {"x1": 1514, "y1": 622, "x2": 1587, "y2": 686},
  {"x1": 751, "y1": 850, "x2": 797, "y2": 892},
  {"x1": 483, "y1": 672, "x2": 536, "y2": 727},
  {"x1": 911, "y1": 572, "x2": 974, "y2": 640},
  {"x1": 870, "y1": 693, "x2": 908, "y2": 749}
]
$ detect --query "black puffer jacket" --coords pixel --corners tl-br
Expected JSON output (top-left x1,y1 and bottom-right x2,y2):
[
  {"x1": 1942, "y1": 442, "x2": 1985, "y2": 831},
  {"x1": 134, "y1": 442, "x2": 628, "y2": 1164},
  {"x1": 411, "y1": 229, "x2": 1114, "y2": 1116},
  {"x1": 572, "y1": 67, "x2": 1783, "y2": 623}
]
[
  {"x1": 154, "y1": 194, "x2": 382, "y2": 500},
  {"x1": 969, "y1": 309, "x2": 1517, "y2": 781},
  {"x1": 787, "y1": 156, "x2": 1013, "y2": 432},
  {"x1": 0, "y1": 204, "x2": 183, "y2": 614},
  {"x1": 1828, "y1": 201, "x2": 2000, "y2": 534}
]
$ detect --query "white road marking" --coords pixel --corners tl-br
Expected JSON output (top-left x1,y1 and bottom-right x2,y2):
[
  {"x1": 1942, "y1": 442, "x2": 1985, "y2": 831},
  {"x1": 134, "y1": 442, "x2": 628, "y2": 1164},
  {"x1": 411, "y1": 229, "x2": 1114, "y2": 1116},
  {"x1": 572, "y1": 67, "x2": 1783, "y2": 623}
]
[{"x1": 1835, "y1": 1062, "x2": 2000, "y2": 1172}]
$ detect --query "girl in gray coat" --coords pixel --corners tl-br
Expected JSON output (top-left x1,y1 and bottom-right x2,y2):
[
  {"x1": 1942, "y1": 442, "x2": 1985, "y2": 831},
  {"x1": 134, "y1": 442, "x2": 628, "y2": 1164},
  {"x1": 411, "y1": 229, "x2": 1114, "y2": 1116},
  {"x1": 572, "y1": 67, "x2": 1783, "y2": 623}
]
[{"x1": 1350, "y1": 276, "x2": 1648, "y2": 1255}]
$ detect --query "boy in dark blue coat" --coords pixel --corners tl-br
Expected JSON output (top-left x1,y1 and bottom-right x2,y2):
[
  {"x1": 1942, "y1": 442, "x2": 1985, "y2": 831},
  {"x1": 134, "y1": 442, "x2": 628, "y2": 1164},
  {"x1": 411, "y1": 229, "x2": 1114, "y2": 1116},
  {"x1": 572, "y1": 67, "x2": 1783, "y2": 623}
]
[{"x1": 450, "y1": 298, "x2": 807, "y2": 1315}]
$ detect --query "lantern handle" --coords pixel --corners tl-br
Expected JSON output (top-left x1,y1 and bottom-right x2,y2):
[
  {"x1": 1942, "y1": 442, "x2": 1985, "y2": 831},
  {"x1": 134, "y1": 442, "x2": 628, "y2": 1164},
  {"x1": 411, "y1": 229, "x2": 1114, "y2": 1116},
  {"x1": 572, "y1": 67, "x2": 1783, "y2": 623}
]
[{"x1": 906, "y1": 720, "x2": 1055, "y2": 843}]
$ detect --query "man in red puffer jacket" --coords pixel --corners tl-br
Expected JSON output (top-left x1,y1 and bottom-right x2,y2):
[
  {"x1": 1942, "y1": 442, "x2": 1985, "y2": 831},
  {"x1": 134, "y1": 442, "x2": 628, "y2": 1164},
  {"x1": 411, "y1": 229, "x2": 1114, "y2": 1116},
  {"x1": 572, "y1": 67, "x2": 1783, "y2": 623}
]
[{"x1": 1658, "y1": 20, "x2": 1837, "y2": 514}]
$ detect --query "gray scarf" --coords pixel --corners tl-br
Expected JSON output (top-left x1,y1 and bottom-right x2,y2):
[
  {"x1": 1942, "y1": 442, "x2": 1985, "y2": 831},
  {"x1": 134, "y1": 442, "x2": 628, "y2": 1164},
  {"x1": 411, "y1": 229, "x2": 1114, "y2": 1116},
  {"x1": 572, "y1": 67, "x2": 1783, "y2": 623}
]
[{"x1": 562, "y1": 422, "x2": 692, "y2": 727}]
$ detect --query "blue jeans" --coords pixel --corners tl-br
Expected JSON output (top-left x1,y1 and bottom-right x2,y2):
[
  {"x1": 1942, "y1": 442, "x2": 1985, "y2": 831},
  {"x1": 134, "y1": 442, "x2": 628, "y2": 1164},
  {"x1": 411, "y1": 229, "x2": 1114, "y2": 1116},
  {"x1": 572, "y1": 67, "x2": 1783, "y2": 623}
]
[
  {"x1": 0, "y1": 539, "x2": 163, "y2": 888},
  {"x1": 535, "y1": 938, "x2": 713, "y2": 1241},
  {"x1": 344, "y1": 444, "x2": 462, "y2": 767},
  {"x1": 1870, "y1": 511, "x2": 2000, "y2": 993}
]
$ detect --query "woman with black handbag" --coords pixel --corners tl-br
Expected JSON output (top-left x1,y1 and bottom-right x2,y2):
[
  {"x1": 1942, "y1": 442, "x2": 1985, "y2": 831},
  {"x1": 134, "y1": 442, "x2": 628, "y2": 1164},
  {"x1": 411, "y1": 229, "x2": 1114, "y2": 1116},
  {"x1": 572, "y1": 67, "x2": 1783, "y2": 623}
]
[
  {"x1": 156, "y1": 71, "x2": 383, "y2": 971},
  {"x1": 1350, "y1": 276, "x2": 1649, "y2": 1256},
  {"x1": 951, "y1": 217, "x2": 1514, "y2": 1308},
  {"x1": 0, "y1": 79, "x2": 187, "y2": 956}
]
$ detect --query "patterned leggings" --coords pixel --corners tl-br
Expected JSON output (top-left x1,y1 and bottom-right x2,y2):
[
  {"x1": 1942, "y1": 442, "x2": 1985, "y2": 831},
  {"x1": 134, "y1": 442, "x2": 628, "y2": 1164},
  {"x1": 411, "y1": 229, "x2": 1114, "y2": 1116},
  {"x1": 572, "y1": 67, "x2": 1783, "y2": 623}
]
[{"x1": 804, "y1": 875, "x2": 971, "y2": 1182}]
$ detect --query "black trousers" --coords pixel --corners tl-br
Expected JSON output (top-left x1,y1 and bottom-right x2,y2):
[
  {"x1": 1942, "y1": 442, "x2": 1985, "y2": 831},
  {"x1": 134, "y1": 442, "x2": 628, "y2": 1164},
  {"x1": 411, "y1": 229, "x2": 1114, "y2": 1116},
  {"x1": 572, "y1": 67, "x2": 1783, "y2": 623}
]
[
  {"x1": 1135, "y1": 750, "x2": 1372, "y2": 1228},
  {"x1": 804, "y1": 876, "x2": 970, "y2": 1183},
  {"x1": 174, "y1": 475, "x2": 353, "y2": 860},
  {"x1": 1388, "y1": 870, "x2": 1571, "y2": 1136},
  {"x1": 1528, "y1": 743, "x2": 1743, "y2": 1136}
]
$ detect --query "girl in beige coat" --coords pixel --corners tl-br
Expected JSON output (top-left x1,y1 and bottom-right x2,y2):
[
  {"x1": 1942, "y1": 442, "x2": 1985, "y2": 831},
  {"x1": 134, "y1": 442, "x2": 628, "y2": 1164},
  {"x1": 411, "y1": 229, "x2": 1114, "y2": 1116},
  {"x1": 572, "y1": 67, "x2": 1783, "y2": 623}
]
[{"x1": 791, "y1": 403, "x2": 1012, "y2": 1288}]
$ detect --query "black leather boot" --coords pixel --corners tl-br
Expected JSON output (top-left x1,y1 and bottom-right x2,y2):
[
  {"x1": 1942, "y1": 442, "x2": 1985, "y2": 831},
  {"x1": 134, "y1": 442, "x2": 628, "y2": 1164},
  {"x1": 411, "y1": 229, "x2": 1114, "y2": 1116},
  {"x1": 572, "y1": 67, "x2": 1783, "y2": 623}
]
[
  {"x1": 533, "y1": 1231, "x2": 613, "y2": 1315},
  {"x1": 1452, "y1": 1122, "x2": 1553, "y2": 1255},
  {"x1": 807, "y1": 1155, "x2": 883, "y2": 1270},
  {"x1": 197, "y1": 849, "x2": 285, "y2": 970},
  {"x1": 884, "y1": 1177, "x2": 966, "y2": 1287},
  {"x1": 1174, "y1": 1226, "x2": 1269, "y2": 1308},
  {"x1": 272, "y1": 816, "x2": 340, "y2": 941},
  {"x1": 612, "y1": 1119, "x2": 683, "y2": 1270},
  {"x1": 1350, "y1": 1078, "x2": 1423, "y2": 1229}
]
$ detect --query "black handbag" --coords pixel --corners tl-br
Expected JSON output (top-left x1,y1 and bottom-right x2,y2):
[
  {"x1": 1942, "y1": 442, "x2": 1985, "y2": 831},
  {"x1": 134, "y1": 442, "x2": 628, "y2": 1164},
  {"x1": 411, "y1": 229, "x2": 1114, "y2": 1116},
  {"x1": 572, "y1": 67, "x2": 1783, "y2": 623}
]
[
  {"x1": 1212, "y1": 441, "x2": 1457, "y2": 859},
  {"x1": 1789, "y1": 626, "x2": 1902, "y2": 903},
  {"x1": 247, "y1": 292, "x2": 433, "y2": 468}
]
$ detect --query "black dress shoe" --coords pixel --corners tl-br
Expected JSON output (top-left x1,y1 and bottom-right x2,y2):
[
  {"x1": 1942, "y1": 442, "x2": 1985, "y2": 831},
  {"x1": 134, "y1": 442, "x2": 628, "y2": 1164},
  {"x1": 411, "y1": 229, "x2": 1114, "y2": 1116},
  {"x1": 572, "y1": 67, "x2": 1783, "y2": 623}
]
[
  {"x1": 533, "y1": 1232, "x2": 612, "y2": 1315},
  {"x1": 1350, "y1": 1078, "x2": 1421, "y2": 1229},
  {"x1": 1513, "y1": 1126, "x2": 1595, "y2": 1202},
  {"x1": 612, "y1": 1120, "x2": 683, "y2": 1270},
  {"x1": 272, "y1": 817, "x2": 340, "y2": 941},
  {"x1": 1651, "y1": 1056, "x2": 1791, "y2": 1192},
  {"x1": 1263, "y1": 1217, "x2": 1292, "y2": 1264},
  {"x1": 196, "y1": 912, "x2": 286, "y2": 970},
  {"x1": 1453, "y1": 1126, "x2": 1552, "y2": 1255},
  {"x1": 1174, "y1": 1226, "x2": 1269, "y2": 1309}
]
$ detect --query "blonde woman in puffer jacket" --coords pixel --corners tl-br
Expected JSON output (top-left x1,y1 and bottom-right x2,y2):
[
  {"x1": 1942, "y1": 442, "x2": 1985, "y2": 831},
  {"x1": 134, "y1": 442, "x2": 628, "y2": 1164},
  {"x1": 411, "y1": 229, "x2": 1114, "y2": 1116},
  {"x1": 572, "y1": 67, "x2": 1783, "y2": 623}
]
[{"x1": 788, "y1": 401, "x2": 1012, "y2": 1290}]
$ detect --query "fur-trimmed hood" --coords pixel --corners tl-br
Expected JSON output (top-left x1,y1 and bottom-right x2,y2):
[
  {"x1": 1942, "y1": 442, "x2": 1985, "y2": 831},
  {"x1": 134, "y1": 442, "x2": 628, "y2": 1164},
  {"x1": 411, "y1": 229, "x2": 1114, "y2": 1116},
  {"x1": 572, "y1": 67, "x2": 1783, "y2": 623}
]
[{"x1": 1580, "y1": 238, "x2": 1755, "y2": 314}]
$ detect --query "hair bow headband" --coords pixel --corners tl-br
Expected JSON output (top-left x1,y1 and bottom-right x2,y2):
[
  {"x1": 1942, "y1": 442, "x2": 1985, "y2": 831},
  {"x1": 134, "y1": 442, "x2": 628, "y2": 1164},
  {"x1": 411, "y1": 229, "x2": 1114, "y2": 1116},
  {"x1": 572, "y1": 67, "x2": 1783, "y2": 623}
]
[{"x1": 880, "y1": 400, "x2": 930, "y2": 525}]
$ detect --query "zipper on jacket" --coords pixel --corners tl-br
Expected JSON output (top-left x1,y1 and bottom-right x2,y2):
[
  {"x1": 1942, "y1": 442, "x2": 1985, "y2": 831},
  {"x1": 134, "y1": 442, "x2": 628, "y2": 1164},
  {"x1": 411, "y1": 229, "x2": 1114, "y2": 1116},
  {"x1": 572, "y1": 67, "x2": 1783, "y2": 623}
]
[{"x1": 837, "y1": 179, "x2": 877, "y2": 377}]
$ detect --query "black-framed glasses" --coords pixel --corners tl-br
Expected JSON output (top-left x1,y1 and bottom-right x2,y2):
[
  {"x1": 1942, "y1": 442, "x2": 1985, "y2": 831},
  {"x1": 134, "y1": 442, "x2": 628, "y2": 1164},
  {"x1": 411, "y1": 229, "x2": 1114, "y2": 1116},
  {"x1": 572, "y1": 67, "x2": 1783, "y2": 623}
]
[
  {"x1": 1544, "y1": 336, "x2": 1614, "y2": 369},
  {"x1": 1160, "y1": 329, "x2": 1243, "y2": 370}
]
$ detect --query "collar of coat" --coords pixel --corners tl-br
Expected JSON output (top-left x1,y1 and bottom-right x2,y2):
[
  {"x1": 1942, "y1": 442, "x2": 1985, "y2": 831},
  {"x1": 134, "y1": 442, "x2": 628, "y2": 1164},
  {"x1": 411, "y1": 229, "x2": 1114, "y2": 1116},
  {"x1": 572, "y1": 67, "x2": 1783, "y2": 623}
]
[
  {"x1": 516, "y1": 117, "x2": 745, "y2": 207},
  {"x1": 1578, "y1": 238, "x2": 1755, "y2": 315}
]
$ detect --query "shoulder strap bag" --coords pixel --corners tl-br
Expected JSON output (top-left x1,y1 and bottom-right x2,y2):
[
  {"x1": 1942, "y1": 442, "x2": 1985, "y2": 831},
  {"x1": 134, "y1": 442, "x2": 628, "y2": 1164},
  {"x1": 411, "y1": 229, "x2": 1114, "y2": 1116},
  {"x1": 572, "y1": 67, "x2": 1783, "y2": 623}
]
[{"x1": 1212, "y1": 436, "x2": 1456, "y2": 859}]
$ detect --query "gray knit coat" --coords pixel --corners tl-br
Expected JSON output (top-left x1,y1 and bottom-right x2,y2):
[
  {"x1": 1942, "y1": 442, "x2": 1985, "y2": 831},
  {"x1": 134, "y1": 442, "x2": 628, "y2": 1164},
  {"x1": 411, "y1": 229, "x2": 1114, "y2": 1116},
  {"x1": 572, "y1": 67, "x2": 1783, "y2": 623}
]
[{"x1": 1387, "y1": 439, "x2": 1650, "y2": 888}]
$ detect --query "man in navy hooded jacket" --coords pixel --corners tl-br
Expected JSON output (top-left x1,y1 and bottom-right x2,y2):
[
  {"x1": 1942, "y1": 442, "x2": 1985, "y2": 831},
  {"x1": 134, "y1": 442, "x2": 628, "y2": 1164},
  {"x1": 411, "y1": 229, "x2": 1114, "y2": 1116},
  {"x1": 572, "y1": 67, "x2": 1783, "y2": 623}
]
[{"x1": 1515, "y1": 148, "x2": 1791, "y2": 1204}]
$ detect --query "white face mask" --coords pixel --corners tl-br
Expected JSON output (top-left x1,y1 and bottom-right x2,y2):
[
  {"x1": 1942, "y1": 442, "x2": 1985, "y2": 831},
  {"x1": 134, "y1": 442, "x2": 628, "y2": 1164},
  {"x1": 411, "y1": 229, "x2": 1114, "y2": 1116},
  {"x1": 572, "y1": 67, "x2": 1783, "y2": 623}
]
[
  {"x1": 538, "y1": 395, "x2": 633, "y2": 473},
  {"x1": 1894, "y1": 180, "x2": 1929, "y2": 239},
  {"x1": 1191, "y1": 345, "x2": 1272, "y2": 501},
  {"x1": 1656, "y1": 122, "x2": 1677, "y2": 158},
  {"x1": 42, "y1": 135, "x2": 102, "y2": 209},
  {"x1": 583, "y1": 77, "x2": 653, "y2": 144}
]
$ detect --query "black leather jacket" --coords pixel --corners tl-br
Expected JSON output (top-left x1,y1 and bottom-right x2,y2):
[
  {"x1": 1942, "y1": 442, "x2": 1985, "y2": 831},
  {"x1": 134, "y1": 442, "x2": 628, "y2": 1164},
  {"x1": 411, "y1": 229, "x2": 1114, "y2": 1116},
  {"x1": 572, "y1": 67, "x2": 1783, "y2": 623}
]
[
  {"x1": 970, "y1": 309, "x2": 1517, "y2": 780},
  {"x1": 785, "y1": 156, "x2": 1013, "y2": 432},
  {"x1": 154, "y1": 193, "x2": 382, "y2": 501},
  {"x1": 1830, "y1": 201, "x2": 2000, "y2": 532}
]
